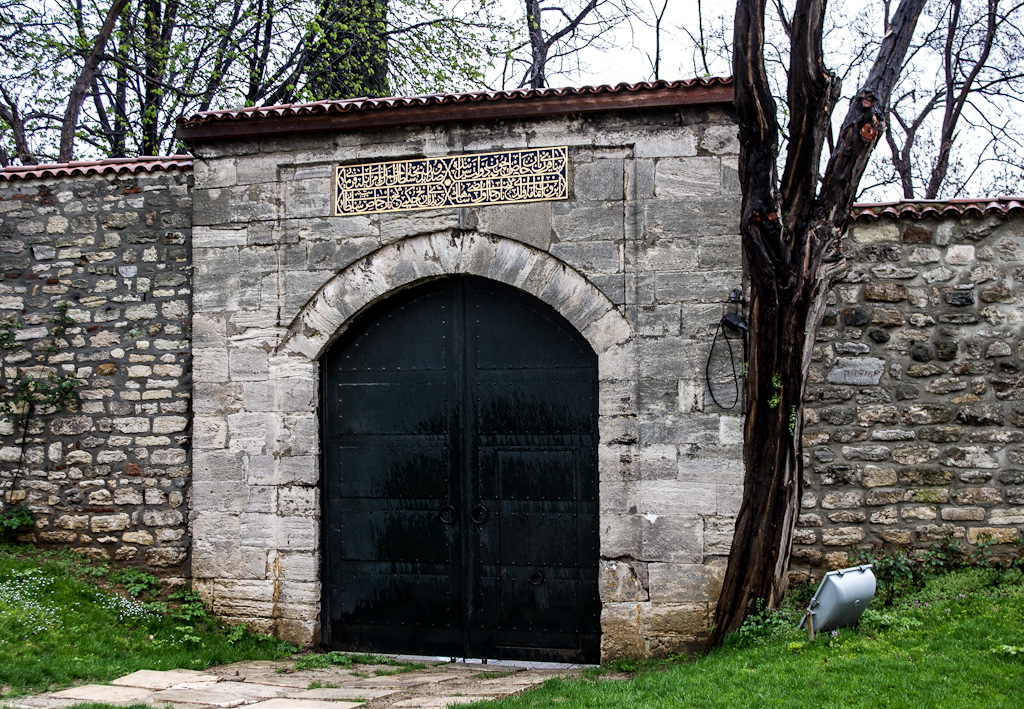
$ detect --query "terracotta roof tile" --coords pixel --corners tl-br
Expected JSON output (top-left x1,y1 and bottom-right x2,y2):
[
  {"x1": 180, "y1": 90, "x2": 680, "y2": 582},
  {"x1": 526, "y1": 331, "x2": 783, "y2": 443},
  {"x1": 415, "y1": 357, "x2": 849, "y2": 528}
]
[
  {"x1": 851, "y1": 197, "x2": 1024, "y2": 221},
  {"x1": 178, "y1": 78, "x2": 734, "y2": 141},
  {"x1": 0, "y1": 155, "x2": 193, "y2": 183}
]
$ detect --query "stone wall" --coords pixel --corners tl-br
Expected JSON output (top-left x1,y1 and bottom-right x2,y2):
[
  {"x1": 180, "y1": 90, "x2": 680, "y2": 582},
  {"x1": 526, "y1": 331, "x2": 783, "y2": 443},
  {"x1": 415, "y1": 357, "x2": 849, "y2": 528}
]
[
  {"x1": 796, "y1": 209, "x2": 1024, "y2": 580},
  {"x1": 0, "y1": 168, "x2": 193, "y2": 576},
  {"x1": 186, "y1": 105, "x2": 745, "y2": 654}
]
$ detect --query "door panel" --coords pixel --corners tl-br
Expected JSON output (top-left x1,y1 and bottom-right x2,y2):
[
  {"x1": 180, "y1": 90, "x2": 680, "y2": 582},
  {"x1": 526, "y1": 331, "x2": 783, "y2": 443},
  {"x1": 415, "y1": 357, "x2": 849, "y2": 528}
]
[{"x1": 323, "y1": 277, "x2": 599, "y2": 662}]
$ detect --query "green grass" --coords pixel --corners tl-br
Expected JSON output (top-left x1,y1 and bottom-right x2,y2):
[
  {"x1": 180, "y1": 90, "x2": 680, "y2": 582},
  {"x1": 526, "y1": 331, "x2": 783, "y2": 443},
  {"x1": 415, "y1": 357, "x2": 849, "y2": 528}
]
[
  {"x1": 463, "y1": 568, "x2": 1024, "y2": 709},
  {"x1": 0, "y1": 543, "x2": 296, "y2": 697}
]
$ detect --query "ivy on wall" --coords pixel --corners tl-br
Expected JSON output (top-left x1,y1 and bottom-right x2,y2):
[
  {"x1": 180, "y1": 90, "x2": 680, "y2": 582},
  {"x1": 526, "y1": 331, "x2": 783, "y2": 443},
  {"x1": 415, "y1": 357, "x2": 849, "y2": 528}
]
[{"x1": 0, "y1": 301, "x2": 81, "y2": 537}]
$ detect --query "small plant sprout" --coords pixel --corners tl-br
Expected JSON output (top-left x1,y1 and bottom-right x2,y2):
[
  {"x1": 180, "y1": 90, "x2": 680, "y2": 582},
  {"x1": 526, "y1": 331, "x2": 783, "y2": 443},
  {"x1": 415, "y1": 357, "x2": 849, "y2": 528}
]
[{"x1": 768, "y1": 372, "x2": 782, "y2": 409}]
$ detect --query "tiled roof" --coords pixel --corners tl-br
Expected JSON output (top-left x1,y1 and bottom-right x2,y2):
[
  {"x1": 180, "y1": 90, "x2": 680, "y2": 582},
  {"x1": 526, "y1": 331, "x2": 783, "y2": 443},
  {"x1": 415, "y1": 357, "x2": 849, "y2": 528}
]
[
  {"x1": 177, "y1": 78, "x2": 735, "y2": 141},
  {"x1": 851, "y1": 197, "x2": 1024, "y2": 221},
  {"x1": 0, "y1": 155, "x2": 193, "y2": 182}
]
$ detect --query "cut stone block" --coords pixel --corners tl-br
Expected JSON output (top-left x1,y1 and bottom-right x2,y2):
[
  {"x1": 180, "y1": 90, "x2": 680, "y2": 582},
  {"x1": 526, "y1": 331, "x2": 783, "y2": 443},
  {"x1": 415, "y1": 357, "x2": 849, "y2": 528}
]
[
  {"x1": 151, "y1": 680, "x2": 285, "y2": 707},
  {"x1": 112, "y1": 669, "x2": 220, "y2": 690},
  {"x1": 49, "y1": 685, "x2": 154, "y2": 704},
  {"x1": 245, "y1": 700, "x2": 363, "y2": 709}
]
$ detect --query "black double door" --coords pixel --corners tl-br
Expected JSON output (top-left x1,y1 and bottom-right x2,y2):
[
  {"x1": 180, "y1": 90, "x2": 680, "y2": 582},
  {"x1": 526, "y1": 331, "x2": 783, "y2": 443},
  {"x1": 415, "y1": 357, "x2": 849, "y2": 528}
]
[{"x1": 322, "y1": 276, "x2": 600, "y2": 662}]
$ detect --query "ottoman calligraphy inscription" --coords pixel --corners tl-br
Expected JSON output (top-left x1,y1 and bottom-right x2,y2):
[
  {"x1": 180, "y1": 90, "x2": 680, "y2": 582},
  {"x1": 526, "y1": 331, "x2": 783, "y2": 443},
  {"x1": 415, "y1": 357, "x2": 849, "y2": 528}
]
[{"x1": 334, "y1": 146, "x2": 568, "y2": 215}]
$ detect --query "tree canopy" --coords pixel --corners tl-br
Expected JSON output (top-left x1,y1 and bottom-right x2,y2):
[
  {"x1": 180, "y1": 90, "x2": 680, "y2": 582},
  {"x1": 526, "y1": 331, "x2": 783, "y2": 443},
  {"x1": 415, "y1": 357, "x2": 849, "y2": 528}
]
[{"x1": 0, "y1": 0, "x2": 515, "y2": 163}]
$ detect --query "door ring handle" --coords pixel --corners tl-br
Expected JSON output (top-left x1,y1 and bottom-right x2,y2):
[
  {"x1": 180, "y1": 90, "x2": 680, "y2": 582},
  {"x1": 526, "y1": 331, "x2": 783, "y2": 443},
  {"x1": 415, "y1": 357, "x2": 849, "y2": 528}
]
[
  {"x1": 530, "y1": 570, "x2": 545, "y2": 586},
  {"x1": 439, "y1": 504, "x2": 457, "y2": 524},
  {"x1": 471, "y1": 504, "x2": 489, "y2": 524}
]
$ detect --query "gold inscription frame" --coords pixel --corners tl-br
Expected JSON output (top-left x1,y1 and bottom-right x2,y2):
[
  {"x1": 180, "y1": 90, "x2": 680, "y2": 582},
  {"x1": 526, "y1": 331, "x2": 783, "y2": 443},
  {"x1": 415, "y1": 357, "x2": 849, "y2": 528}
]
[{"x1": 334, "y1": 146, "x2": 568, "y2": 216}]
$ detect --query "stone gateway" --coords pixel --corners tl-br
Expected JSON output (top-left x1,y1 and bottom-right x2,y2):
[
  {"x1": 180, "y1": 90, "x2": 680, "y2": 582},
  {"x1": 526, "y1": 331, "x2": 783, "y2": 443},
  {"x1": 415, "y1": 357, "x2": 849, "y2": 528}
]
[
  {"x1": 179, "y1": 79, "x2": 744, "y2": 656},
  {"x1": 2, "y1": 77, "x2": 1023, "y2": 662}
]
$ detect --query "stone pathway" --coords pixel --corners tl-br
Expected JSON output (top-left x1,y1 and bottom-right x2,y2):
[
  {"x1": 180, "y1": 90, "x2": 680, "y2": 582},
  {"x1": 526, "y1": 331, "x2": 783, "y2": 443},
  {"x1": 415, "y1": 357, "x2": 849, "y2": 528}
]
[{"x1": 6, "y1": 657, "x2": 582, "y2": 709}]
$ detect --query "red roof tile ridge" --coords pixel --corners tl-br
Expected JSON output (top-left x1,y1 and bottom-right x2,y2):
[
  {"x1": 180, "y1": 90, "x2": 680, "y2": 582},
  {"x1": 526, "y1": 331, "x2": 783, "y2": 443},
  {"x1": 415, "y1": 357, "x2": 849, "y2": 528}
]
[
  {"x1": 180, "y1": 77, "x2": 734, "y2": 126},
  {"x1": 0, "y1": 155, "x2": 193, "y2": 182},
  {"x1": 851, "y1": 195, "x2": 1024, "y2": 221}
]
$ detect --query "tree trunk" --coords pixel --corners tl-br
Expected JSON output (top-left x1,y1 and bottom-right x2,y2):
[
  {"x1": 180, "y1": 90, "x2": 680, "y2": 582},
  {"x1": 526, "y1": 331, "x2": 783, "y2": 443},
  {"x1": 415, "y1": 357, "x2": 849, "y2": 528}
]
[
  {"x1": 0, "y1": 93, "x2": 37, "y2": 165},
  {"x1": 526, "y1": 0, "x2": 546, "y2": 89},
  {"x1": 59, "y1": 0, "x2": 130, "y2": 162},
  {"x1": 709, "y1": 0, "x2": 927, "y2": 647}
]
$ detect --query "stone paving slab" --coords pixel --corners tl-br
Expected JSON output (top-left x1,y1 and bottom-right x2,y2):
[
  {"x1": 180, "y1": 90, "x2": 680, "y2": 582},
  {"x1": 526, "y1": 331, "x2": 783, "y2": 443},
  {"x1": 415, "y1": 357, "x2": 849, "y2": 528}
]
[
  {"x1": 8, "y1": 655, "x2": 578, "y2": 709},
  {"x1": 48, "y1": 685, "x2": 156, "y2": 704},
  {"x1": 4, "y1": 696, "x2": 82, "y2": 709},
  {"x1": 291, "y1": 688, "x2": 398, "y2": 701},
  {"x1": 245, "y1": 700, "x2": 363, "y2": 709},
  {"x1": 205, "y1": 671, "x2": 319, "y2": 690},
  {"x1": 348, "y1": 673, "x2": 462, "y2": 689},
  {"x1": 113, "y1": 669, "x2": 222, "y2": 690},
  {"x1": 150, "y1": 680, "x2": 287, "y2": 707}
]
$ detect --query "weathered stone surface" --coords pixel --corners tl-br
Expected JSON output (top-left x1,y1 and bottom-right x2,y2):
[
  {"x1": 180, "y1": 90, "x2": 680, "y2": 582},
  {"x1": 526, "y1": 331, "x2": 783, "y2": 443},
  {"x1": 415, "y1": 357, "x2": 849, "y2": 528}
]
[
  {"x1": 967, "y1": 527, "x2": 1018, "y2": 544},
  {"x1": 827, "y1": 357, "x2": 886, "y2": 385},
  {"x1": 955, "y1": 404, "x2": 1004, "y2": 426},
  {"x1": 954, "y1": 487, "x2": 1002, "y2": 505},
  {"x1": 941, "y1": 506, "x2": 986, "y2": 521},
  {"x1": 821, "y1": 492, "x2": 864, "y2": 509},
  {"x1": 892, "y1": 444, "x2": 939, "y2": 465},
  {"x1": 822, "y1": 527, "x2": 864, "y2": 546},
  {"x1": 862, "y1": 465, "x2": 898, "y2": 487},
  {"x1": 943, "y1": 446, "x2": 998, "y2": 469},
  {"x1": 865, "y1": 282, "x2": 908, "y2": 302},
  {"x1": 91, "y1": 514, "x2": 130, "y2": 532}
]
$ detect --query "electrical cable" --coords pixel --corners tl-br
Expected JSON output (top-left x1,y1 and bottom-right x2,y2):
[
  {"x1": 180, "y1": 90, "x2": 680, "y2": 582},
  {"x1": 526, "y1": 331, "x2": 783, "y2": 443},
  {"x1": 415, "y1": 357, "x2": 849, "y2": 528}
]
[{"x1": 705, "y1": 316, "x2": 744, "y2": 410}]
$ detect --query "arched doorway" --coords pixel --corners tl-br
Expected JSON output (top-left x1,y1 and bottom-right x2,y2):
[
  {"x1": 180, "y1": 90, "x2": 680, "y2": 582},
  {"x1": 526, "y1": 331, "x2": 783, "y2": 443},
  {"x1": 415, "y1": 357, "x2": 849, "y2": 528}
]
[{"x1": 321, "y1": 276, "x2": 600, "y2": 662}]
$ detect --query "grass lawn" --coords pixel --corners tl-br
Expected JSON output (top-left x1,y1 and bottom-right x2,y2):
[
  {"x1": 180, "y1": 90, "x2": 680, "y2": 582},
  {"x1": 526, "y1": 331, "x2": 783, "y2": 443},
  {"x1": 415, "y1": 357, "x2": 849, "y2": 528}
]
[
  {"x1": 0, "y1": 543, "x2": 295, "y2": 697},
  {"x1": 468, "y1": 568, "x2": 1024, "y2": 709}
]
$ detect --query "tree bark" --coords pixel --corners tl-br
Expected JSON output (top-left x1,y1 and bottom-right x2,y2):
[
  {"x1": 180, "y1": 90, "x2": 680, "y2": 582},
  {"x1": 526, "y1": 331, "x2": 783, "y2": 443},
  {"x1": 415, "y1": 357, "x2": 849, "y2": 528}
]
[
  {"x1": 925, "y1": 0, "x2": 998, "y2": 199},
  {"x1": 141, "y1": 0, "x2": 181, "y2": 156},
  {"x1": 59, "y1": 0, "x2": 130, "y2": 162},
  {"x1": 526, "y1": 0, "x2": 547, "y2": 88},
  {"x1": 0, "y1": 89, "x2": 37, "y2": 165},
  {"x1": 709, "y1": 0, "x2": 927, "y2": 647}
]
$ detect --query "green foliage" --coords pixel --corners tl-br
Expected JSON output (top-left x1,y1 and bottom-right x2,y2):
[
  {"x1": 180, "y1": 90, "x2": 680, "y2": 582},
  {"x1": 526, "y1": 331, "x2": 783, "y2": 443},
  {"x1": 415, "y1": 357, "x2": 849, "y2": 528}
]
[
  {"x1": 0, "y1": 303, "x2": 81, "y2": 428},
  {"x1": 226, "y1": 623, "x2": 247, "y2": 645},
  {"x1": 852, "y1": 534, "x2": 1023, "y2": 609},
  {"x1": 850, "y1": 547, "x2": 927, "y2": 606},
  {"x1": 859, "y1": 608, "x2": 924, "y2": 633},
  {"x1": 729, "y1": 599, "x2": 801, "y2": 648},
  {"x1": 0, "y1": 0, "x2": 518, "y2": 160},
  {"x1": 850, "y1": 536, "x2": 973, "y2": 607},
  {"x1": 0, "y1": 505, "x2": 33, "y2": 541},
  {"x1": 107, "y1": 568, "x2": 161, "y2": 599},
  {"x1": 0, "y1": 317, "x2": 22, "y2": 350},
  {"x1": 767, "y1": 372, "x2": 782, "y2": 409},
  {"x1": 0, "y1": 543, "x2": 296, "y2": 696},
  {"x1": 787, "y1": 404, "x2": 797, "y2": 435},
  {"x1": 992, "y1": 645, "x2": 1024, "y2": 657}
]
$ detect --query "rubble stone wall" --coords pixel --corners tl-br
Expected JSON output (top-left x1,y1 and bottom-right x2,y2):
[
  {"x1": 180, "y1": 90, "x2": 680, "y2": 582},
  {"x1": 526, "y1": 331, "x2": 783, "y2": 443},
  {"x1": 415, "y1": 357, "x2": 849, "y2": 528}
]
[
  {"x1": 0, "y1": 169, "x2": 192, "y2": 576},
  {"x1": 796, "y1": 210, "x2": 1024, "y2": 581}
]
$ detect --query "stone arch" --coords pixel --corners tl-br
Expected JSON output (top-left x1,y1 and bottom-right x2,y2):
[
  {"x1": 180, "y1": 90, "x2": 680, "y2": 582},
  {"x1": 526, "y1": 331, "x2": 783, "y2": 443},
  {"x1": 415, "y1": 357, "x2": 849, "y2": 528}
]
[{"x1": 281, "y1": 231, "x2": 632, "y2": 362}]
